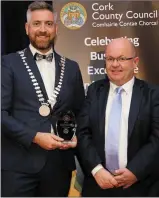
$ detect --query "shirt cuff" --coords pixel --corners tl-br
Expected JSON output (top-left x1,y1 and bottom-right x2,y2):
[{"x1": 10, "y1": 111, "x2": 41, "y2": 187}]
[{"x1": 91, "y1": 164, "x2": 104, "y2": 176}]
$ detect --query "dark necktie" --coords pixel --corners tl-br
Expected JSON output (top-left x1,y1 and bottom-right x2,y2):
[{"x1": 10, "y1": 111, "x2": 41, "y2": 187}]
[{"x1": 34, "y1": 52, "x2": 53, "y2": 62}]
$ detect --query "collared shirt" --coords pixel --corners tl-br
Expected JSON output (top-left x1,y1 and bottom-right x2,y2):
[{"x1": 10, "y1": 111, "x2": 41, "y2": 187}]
[
  {"x1": 92, "y1": 77, "x2": 135, "y2": 176},
  {"x1": 29, "y1": 44, "x2": 56, "y2": 132}
]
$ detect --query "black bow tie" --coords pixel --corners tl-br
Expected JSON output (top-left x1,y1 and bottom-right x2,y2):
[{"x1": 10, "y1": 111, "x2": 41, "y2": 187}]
[{"x1": 34, "y1": 52, "x2": 53, "y2": 62}]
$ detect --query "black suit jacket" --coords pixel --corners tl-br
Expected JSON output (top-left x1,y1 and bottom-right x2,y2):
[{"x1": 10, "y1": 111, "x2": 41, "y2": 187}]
[
  {"x1": 77, "y1": 78, "x2": 159, "y2": 186},
  {"x1": 1, "y1": 47, "x2": 85, "y2": 173}
]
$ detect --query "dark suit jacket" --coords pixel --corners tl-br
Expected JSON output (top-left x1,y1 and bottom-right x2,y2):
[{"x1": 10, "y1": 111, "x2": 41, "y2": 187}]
[
  {"x1": 77, "y1": 78, "x2": 159, "y2": 194},
  {"x1": 1, "y1": 47, "x2": 85, "y2": 174}
]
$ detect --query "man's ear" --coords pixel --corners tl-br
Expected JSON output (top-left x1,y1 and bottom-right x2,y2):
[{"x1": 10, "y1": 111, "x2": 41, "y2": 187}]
[
  {"x1": 25, "y1": 23, "x2": 29, "y2": 35},
  {"x1": 133, "y1": 57, "x2": 139, "y2": 74},
  {"x1": 133, "y1": 56, "x2": 139, "y2": 68}
]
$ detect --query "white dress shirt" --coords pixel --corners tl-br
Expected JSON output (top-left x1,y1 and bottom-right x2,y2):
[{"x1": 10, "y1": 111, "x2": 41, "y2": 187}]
[
  {"x1": 29, "y1": 44, "x2": 56, "y2": 132},
  {"x1": 92, "y1": 77, "x2": 135, "y2": 176}
]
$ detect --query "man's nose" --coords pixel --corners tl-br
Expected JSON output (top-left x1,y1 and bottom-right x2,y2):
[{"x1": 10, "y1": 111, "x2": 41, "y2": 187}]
[
  {"x1": 112, "y1": 59, "x2": 120, "y2": 67},
  {"x1": 39, "y1": 24, "x2": 46, "y2": 32}
]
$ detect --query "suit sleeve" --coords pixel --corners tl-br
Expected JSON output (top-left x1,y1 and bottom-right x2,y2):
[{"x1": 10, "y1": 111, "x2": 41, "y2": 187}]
[
  {"x1": 127, "y1": 88, "x2": 159, "y2": 180},
  {"x1": 76, "y1": 84, "x2": 102, "y2": 175},
  {"x1": 1, "y1": 56, "x2": 38, "y2": 148}
]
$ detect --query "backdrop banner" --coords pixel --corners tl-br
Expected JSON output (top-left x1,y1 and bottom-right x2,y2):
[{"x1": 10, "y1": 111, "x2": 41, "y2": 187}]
[{"x1": 54, "y1": 0, "x2": 159, "y2": 89}]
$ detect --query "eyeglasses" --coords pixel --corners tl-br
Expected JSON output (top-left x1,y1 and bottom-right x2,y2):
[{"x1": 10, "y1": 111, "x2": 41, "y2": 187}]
[{"x1": 105, "y1": 56, "x2": 135, "y2": 64}]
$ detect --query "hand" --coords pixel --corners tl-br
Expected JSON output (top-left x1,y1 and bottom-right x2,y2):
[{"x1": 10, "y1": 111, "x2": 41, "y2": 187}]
[
  {"x1": 59, "y1": 136, "x2": 77, "y2": 150},
  {"x1": 114, "y1": 168, "x2": 137, "y2": 189},
  {"x1": 33, "y1": 132, "x2": 64, "y2": 150},
  {"x1": 94, "y1": 168, "x2": 118, "y2": 189}
]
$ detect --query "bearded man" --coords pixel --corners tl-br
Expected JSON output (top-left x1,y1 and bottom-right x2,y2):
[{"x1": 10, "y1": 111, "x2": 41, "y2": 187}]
[{"x1": 1, "y1": 1, "x2": 85, "y2": 197}]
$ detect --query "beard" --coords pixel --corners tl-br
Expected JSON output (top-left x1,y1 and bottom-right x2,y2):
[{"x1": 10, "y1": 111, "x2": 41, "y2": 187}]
[{"x1": 28, "y1": 32, "x2": 55, "y2": 51}]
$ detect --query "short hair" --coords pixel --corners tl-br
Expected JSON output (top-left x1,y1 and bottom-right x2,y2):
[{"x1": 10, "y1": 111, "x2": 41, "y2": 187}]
[{"x1": 26, "y1": 1, "x2": 56, "y2": 23}]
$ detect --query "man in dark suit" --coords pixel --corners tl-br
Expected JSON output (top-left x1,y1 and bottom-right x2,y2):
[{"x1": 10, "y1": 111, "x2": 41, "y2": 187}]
[
  {"x1": 1, "y1": 1, "x2": 85, "y2": 197},
  {"x1": 77, "y1": 38, "x2": 159, "y2": 197}
]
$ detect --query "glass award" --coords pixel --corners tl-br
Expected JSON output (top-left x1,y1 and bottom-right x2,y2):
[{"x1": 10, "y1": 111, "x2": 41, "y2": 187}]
[{"x1": 56, "y1": 110, "x2": 77, "y2": 142}]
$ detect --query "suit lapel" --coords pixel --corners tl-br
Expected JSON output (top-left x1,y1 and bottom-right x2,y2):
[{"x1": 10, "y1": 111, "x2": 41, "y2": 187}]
[
  {"x1": 52, "y1": 52, "x2": 63, "y2": 111},
  {"x1": 128, "y1": 78, "x2": 143, "y2": 138},
  {"x1": 97, "y1": 79, "x2": 109, "y2": 163},
  {"x1": 54, "y1": 51, "x2": 61, "y2": 88},
  {"x1": 98, "y1": 79, "x2": 110, "y2": 137},
  {"x1": 25, "y1": 47, "x2": 49, "y2": 101}
]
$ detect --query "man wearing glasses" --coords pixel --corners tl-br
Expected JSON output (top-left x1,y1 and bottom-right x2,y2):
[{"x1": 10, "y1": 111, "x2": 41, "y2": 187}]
[{"x1": 77, "y1": 38, "x2": 159, "y2": 196}]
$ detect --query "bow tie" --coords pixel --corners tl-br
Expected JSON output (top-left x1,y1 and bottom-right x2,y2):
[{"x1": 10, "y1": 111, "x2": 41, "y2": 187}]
[{"x1": 34, "y1": 52, "x2": 53, "y2": 62}]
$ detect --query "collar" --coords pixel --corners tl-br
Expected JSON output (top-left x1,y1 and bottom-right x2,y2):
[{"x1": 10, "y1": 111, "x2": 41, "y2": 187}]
[{"x1": 110, "y1": 77, "x2": 135, "y2": 95}]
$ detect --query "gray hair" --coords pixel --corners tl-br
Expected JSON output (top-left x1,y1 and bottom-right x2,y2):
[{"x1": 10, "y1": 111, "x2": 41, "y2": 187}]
[{"x1": 26, "y1": 1, "x2": 57, "y2": 23}]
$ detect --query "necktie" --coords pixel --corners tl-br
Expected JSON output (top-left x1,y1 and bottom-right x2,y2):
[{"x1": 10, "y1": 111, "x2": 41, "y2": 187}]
[
  {"x1": 34, "y1": 52, "x2": 53, "y2": 62},
  {"x1": 105, "y1": 87, "x2": 123, "y2": 174}
]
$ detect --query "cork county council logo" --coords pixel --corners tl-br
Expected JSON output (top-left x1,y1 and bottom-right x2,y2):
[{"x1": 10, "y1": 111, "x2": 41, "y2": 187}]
[{"x1": 60, "y1": 2, "x2": 87, "y2": 30}]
